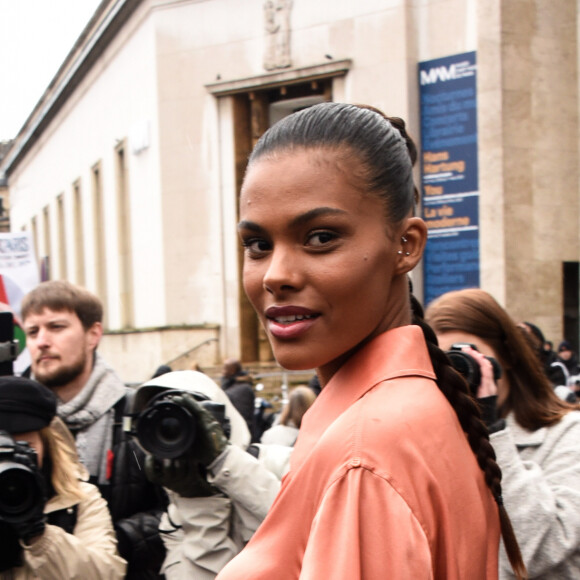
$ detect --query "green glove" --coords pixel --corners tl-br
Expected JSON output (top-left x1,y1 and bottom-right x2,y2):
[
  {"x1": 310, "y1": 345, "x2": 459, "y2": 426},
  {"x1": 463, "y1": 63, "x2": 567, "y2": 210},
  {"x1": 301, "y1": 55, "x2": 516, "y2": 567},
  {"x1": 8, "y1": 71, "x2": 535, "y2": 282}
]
[
  {"x1": 144, "y1": 455, "x2": 218, "y2": 497},
  {"x1": 172, "y1": 393, "x2": 229, "y2": 466}
]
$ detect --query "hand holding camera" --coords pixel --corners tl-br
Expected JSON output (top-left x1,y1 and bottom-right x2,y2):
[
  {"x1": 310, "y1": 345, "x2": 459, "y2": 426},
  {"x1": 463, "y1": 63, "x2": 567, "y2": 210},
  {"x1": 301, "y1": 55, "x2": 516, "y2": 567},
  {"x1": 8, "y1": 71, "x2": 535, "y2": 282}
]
[
  {"x1": 446, "y1": 344, "x2": 504, "y2": 430},
  {"x1": 144, "y1": 454, "x2": 218, "y2": 498},
  {"x1": 446, "y1": 343, "x2": 502, "y2": 397},
  {"x1": 172, "y1": 393, "x2": 229, "y2": 466},
  {"x1": 0, "y1": 431, "x2": 47, "y2": 545},
  {"x1": 133, "y1": 391, "x2": 230, "y2": 497}
]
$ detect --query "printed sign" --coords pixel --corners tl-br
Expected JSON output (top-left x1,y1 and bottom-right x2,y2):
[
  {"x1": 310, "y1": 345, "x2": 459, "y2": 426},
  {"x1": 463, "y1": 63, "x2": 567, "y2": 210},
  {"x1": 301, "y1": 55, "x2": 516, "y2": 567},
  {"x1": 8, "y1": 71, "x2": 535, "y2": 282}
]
[
  {"x1": 419, "y1": 51, "x2": 479, "y2": 305},
  {"x1": 0, "y1": 232, "x2": 39, "y2": 373}
]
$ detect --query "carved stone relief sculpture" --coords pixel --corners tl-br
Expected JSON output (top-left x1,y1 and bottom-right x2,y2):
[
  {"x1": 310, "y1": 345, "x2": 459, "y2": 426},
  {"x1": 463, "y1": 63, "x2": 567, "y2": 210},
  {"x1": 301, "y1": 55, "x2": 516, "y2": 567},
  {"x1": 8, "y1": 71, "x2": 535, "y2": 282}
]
[{"x1": 263, "y1": 0, "x2": 292, "y2": 70}]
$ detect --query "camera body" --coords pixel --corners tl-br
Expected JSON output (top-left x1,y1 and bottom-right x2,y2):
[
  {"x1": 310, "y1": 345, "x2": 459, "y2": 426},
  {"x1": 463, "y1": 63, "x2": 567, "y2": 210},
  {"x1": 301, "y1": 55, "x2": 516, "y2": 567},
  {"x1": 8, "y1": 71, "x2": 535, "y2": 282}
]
[
  {"x1": 446, "y1": 343, "x2": 502, "y2": 393},
  {"x1": 127, "y1": 390, "x2": 231, "y2": 459},
  {"x1": 0, "y1": 430, "x2": 46, "y2": 525}
]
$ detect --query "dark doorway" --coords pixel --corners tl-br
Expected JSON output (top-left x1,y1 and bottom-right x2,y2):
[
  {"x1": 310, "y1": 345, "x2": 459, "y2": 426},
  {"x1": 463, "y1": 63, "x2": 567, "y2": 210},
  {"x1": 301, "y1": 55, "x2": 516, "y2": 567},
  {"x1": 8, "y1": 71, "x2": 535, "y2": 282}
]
[
  {"x1": 232, "y1": 80, "x2": 332, "y2": 363},
  {"x1": 563, "y1": 261, "x2": 579, "y2": 353}
]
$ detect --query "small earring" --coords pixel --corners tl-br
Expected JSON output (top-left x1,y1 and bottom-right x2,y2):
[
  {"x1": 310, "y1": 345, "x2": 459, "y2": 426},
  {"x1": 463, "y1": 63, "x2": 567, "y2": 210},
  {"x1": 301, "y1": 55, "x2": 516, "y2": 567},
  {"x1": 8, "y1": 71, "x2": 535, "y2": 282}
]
[
  {"x1": 397, "y1": 250, "x2": 403, "y2": 255},
  {"x1": 405, "y1": 251, "x2": 411, "y2": 256},
  {"x1": 401, "y1": 236, "x2": 408, "y2": 243}
]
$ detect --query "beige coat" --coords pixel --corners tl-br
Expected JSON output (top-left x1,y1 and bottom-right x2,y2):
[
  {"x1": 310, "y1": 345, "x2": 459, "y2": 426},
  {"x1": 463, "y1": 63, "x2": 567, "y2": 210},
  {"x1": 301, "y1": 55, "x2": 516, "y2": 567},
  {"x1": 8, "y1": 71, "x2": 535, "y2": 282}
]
[
  {"x1": 1, "y1": 418, "x2": 126, "y2": 580},
  {"x1": 6, "y1": 481, "x2": 127, "y2": 580}
]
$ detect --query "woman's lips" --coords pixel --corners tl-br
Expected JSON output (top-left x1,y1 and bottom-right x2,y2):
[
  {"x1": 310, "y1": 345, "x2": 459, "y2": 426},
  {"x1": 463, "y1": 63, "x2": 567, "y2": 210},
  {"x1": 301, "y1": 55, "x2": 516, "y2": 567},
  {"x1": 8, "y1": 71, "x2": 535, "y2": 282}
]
[{"x1": 265, "y1": 306, "x2": 320, "y2": 339}]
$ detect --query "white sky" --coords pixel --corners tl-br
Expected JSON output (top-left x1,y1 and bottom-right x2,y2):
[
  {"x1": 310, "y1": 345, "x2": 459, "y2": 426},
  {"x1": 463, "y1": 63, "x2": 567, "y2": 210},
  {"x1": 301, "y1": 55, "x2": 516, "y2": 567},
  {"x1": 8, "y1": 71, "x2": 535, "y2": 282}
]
[{"x1": 0, "y1": 0, "x2": 102, "y2": 141}]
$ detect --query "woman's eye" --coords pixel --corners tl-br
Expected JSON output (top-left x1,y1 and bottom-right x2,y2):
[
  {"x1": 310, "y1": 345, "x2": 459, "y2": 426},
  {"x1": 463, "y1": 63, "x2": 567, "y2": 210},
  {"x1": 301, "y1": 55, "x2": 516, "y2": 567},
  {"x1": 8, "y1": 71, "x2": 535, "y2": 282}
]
[
  {"x1": 308, "y1": 231, "x2": 337, "y2": 247},
  {"x1": 242, "y1": 238, "x2": 271, "y2": 255}
]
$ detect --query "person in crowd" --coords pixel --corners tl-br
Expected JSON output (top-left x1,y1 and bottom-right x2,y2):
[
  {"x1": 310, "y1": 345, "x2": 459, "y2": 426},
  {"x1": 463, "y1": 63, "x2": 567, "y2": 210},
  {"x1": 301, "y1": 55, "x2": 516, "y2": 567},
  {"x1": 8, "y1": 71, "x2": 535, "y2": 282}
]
[
  {"x1": 307, "y1": 373, "x2": 321, "y2": 396},
  {"x1": 20, "y1": 280, "x2": 167, "y2": 579},
  {"x1": 220, "y1": 358, "x2": 255, "y2": 438},
  {"x1": 216, "y1": 102, "x2": 525, "y2": 579},
  {"x1": 426, "y1": 287, "x2": 580, "y2": 579},
  {"x1": 0, "y1": 376, "x2": 126, "y2": 579},
  {"x1": 253, "y1": 394, "x2": 275, "y2": 443},
  {"x1": 152, "y1": 364, "x2": 172, "y2": 379},
  {"x1": 260, "y1": 385, "x2": 316, "y2": 446},
  {"x1": 517, "y1": 321, "x2": 564, "y2": 387},
  {"x1": 556, "y1": 341, "x2": 580, "y2": 384},
  {"x1": 133, "y1": 370, "x2": 283, "y2": 579}
]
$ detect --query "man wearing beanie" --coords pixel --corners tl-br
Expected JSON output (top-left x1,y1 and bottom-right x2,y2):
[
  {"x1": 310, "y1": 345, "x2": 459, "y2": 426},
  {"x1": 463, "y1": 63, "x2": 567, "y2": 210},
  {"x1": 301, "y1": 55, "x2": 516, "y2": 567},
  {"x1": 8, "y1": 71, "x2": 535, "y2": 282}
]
[{"x1": 20, "y1": 281, "x2": 166, "y2": 579}]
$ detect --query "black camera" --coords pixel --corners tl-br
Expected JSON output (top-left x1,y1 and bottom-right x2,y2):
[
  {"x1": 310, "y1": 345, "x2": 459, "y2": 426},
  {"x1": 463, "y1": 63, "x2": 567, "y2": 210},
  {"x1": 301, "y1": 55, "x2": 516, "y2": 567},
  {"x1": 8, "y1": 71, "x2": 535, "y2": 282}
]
[
  {"x1": 0, "y1": 311, "x2": 19, "y2": 377},
  {"x1": 446, "y1": 343, "x2": 502, "y2": 393},
  {"x1": 0, "y1": 431, "x2": 46, "y2": 525},
  {"x1": 127, "y1": 390, "x2": 231, "y2": 459}
]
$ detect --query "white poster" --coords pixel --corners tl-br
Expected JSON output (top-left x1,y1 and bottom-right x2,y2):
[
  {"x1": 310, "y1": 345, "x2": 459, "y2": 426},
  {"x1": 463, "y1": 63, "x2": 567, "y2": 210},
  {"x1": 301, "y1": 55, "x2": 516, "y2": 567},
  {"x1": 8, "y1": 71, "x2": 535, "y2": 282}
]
[{"x1": 0, "y1": 231, "x2": 39, "y2": 374}]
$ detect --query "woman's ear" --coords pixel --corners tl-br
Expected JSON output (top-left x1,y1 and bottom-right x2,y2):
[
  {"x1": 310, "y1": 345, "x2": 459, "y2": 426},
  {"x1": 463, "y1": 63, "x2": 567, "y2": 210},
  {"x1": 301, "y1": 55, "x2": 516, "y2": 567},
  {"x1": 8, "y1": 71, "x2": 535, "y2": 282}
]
[{"x1": 395, "y1": 217, "x2": 427, "y2": 275}]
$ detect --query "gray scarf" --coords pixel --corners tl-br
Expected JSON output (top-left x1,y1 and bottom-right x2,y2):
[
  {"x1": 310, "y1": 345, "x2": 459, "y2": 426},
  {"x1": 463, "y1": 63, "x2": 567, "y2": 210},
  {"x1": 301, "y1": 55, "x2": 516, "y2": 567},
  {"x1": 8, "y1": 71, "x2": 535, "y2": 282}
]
[{"x1": 56, "y1": 353, "x2": 128, "y2": 484}]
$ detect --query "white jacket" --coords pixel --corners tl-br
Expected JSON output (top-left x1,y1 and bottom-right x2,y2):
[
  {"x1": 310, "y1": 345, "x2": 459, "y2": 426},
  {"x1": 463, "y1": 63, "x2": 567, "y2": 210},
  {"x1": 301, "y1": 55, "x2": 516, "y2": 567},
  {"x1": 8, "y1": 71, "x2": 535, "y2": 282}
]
[
  {"x1": 159, "y1": 444, "x2": 287, "y2": 579},
  {"x1": 492, "y1": 410, "x2": 580, "y2": 579}
]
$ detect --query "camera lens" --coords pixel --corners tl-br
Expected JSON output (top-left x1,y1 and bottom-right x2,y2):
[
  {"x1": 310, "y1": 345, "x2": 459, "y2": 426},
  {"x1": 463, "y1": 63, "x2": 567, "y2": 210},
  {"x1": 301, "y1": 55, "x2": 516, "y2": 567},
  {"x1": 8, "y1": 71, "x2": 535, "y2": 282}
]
[
  {"x1": 446, "y1": 346, "x2": 502, "y2": 394},
  {"x1": 136, "y1": 400, "x2": 196, "y2": 459},
  {"x1": 0, "y1": 463, "x2": 43, "y2": 523},
  {"x1": 446, "y1": 350, "x2": 481, "y2": 391},
  {"x1": 157, "y1": 416, "x2": 181, "y2": 443}
]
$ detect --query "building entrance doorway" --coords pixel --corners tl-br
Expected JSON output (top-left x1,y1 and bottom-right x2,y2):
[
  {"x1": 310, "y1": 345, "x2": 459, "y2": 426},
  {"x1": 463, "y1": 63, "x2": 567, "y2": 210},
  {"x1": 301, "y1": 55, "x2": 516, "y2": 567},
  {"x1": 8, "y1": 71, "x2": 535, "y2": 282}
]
[{"x1": 232, "y1": 81, "x2": 332, "y2": 363}]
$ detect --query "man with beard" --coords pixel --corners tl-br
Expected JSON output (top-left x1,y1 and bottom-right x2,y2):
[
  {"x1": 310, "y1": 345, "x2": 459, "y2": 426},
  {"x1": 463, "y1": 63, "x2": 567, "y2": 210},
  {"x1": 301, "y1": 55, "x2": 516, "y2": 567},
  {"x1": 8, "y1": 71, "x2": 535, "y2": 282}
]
[{"x1": 21, "y1": 280, "x2": 167, "y2": 579}]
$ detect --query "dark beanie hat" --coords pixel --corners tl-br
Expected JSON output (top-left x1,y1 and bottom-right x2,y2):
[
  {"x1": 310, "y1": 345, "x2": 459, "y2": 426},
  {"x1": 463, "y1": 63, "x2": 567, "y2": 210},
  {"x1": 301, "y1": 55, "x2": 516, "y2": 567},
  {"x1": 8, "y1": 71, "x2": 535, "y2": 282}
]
[{"x1": 0, "y1": 376, "x2": 57, "y2": 434}]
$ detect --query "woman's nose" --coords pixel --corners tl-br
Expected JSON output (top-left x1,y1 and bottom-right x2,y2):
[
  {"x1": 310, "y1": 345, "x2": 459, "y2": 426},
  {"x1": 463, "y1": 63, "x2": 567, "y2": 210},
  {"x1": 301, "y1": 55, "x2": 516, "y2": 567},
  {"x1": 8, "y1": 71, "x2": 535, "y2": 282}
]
[{"x1": 262, "y1": 247, "x2": 303, "y2": 294}]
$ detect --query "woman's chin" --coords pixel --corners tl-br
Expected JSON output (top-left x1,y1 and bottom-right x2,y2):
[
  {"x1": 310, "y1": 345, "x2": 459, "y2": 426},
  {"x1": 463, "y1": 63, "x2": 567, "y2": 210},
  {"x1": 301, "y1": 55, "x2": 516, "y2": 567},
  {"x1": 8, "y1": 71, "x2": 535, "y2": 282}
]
[{"x1": 272, "y1": 351, "x2": 318, "y2": 372}]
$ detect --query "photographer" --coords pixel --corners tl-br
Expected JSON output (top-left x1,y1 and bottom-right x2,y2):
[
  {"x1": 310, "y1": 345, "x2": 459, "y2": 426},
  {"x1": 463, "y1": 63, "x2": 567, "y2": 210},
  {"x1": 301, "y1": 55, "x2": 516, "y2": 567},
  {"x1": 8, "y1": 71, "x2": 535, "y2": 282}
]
[
  {"x1": 0, "y1": 376, "x2": 126, "y2": 579},
  {"x1": 21, "y1": 281, "x2": 167, "y2": 579},
  {"x1": 426, "y1": 288, "x2": 580, "y2": 579},
  {"x1": 129, "y1": 370, "x2": 285, "y2": 579}
]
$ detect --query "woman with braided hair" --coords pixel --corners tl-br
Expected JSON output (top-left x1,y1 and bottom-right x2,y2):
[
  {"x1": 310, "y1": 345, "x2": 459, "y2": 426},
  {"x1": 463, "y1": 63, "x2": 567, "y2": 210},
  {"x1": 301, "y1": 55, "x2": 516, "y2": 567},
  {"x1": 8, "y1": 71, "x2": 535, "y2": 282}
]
[
  {"x1": 426, "y1": 288, "x2": 580, "y2": 579},
  {"x1": 217, "y1": 102, "x2": 525, "y2": 580}
]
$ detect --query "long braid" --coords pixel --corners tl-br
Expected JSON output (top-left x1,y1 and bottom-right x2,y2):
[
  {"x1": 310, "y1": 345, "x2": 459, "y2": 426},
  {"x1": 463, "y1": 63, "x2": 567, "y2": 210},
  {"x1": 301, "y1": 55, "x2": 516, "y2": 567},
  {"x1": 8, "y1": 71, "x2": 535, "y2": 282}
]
[{"x1": 411, "y1": 295, "x2": 527, "y2": 579}]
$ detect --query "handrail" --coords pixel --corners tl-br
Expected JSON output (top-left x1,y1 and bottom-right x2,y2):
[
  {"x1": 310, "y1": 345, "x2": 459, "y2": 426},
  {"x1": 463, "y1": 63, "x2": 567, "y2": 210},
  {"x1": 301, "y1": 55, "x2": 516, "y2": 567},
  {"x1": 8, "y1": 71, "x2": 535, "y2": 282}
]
[{"x1": 164, "y1": 337, "x2": 218, "y2": 367}]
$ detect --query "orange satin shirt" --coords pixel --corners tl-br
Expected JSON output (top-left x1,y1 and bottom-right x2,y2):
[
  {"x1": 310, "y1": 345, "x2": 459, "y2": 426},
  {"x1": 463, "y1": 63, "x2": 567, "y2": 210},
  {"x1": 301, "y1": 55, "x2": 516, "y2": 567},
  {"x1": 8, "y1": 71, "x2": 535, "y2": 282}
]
[{"x1": 218, "y1": 325, "x2": 500, "y2": 580}]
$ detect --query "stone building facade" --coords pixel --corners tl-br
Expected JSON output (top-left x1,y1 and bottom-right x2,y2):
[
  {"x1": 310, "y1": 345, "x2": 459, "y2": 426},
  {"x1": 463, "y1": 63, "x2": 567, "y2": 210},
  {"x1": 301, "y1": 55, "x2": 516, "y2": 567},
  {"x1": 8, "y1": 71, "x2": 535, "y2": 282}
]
[{"x1": 0, "y1": 0, "x2": 577, "y2": 382}]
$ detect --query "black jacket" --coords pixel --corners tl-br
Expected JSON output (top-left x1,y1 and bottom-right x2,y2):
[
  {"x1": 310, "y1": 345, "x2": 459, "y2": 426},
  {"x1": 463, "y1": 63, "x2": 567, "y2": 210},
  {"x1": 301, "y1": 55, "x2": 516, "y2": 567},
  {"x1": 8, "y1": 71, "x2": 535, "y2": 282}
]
[
  {"x1": 96, "y1": 393, "x2": 168, "y2": 580},
  {"x1": 221, "y1": 373, "x2": 255, "y2": 438}
]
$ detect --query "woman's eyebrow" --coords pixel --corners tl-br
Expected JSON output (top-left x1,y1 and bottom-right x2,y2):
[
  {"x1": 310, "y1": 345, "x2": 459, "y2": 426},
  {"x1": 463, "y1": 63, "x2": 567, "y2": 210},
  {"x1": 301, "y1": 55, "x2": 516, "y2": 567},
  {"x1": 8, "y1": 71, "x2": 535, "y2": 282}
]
[
  {"x1": 237, "y1": 220, "x2": 262, "y2": 233},
  {"x1": 238, "y1": 207, "x2": 347, "y2": 232},
  {"x1": 289, "y1": 207, "x2": 347, "y2": 227}
]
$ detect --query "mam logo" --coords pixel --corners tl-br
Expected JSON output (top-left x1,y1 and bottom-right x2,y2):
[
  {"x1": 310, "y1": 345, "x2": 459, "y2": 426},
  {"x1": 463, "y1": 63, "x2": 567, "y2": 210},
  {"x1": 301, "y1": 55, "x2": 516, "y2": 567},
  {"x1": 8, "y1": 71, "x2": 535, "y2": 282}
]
[{"x1": 420, "y1": 59, "x2": 475, "y2": 86}]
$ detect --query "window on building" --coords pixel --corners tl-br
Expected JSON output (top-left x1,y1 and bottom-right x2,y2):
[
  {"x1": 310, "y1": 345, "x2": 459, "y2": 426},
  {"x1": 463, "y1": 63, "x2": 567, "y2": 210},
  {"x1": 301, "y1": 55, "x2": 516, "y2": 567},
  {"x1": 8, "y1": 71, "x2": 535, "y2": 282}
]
[
  {"x1": 42, "y1": 205, "x2": 51, "y2": 280},
  {"x1": 115, "y1": 142, "x2": 133, "y2": 328},
  {"x1": 92, "y1": 163, "x2": 108, "y2": 321},
  {"x1": 57, "y1": 194, "x2": 67, "y2": 279},
  {"x1": 31, "y1": 216, "x2": 39, "y2": 262},
  {"x1": 73, "y1": 180, "x2": 85, "y2": 286}
]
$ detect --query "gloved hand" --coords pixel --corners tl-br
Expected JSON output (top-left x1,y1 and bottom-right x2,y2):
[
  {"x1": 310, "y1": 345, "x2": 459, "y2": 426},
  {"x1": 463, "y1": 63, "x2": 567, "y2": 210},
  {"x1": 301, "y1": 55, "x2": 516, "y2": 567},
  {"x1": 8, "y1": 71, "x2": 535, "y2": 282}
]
[
  {"x1": 145, "y1": 454, "x2": 218, "y2": 497},
  {"x1": 0, "y1": 521, "x2": 24, "y2": 571},
  {"x1": 12, "y1": 513, "x2": 46, "y2": 545},
  {"x1": 171, "y1": 393, "x2": 229, "y2": 466}
]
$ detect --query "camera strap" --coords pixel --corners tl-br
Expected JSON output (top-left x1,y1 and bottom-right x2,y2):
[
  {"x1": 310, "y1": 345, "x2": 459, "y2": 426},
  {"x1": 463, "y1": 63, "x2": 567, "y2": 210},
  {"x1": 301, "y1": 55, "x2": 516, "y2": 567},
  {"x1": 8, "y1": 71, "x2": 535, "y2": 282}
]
[{"x1": 113, "y1": 392, "x2": 134, "y2": 449}]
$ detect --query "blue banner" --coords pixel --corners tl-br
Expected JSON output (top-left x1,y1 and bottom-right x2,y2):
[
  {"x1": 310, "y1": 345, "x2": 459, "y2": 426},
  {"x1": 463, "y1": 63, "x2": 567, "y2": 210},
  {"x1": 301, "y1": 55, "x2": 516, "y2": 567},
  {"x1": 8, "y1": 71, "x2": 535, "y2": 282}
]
[{"x1": 419, "y1": 51, "x2": 479, "y2": 305}]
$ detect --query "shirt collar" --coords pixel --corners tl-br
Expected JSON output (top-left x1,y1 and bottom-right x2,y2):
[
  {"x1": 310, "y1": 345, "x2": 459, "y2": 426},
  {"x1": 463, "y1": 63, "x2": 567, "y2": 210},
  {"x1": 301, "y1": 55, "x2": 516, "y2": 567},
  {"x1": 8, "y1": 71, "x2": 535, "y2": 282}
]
[{"x1": 292, "y1": 325, "x2": 436, "y2": 468}]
